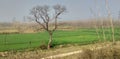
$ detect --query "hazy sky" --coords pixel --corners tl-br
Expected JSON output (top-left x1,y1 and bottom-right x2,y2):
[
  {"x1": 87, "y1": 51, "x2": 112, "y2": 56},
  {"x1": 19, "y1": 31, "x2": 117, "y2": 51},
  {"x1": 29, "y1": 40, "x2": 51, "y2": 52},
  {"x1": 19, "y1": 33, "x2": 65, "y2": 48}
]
[{"x1": 0, "y1": 0, "x2": 120, "y2": 22}]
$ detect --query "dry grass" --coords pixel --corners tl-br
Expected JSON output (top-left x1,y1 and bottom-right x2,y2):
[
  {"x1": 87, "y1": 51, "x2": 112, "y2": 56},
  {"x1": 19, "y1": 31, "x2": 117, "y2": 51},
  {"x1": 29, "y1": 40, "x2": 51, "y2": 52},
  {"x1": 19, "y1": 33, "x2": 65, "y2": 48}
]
[
  {"x1": 58, "y1": 42, "x2": 120, "y2": 59},
  {"x1": 0, "y1": 41, "x2": 120, "y2": 59},
  {"x1": 0, "y1": 29, "x2": 18, "y2": 33},
  {"x1": 0, "y1": 45, "x2": 82, "y2": 59}
]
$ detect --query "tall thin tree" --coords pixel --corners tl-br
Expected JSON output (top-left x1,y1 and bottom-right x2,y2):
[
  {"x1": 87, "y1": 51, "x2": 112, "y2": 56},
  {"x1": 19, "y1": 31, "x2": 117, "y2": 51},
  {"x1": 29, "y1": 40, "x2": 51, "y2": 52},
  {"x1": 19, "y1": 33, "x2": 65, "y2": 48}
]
[
  {"x1": 105, "y1": 0, "x2": 115, "y2": 44},
  {"x1": 90, "y1": 8, "x2": 100, "y2": 41}
]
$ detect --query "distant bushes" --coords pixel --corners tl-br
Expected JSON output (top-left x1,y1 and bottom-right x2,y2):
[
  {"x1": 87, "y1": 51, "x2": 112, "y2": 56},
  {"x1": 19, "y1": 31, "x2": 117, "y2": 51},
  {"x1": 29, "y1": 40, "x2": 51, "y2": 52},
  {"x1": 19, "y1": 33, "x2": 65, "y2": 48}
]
[{"x1": 0, "y1": 32, "x2": 19, "y2": 34}]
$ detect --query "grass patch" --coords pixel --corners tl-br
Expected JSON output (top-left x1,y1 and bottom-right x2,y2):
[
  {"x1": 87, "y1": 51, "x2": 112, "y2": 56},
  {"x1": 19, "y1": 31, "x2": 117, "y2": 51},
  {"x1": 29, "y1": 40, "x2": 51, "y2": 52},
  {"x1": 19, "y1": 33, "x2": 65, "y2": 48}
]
[{"x1": 0, "y1": 28, "x2": 120, "y2": 51}]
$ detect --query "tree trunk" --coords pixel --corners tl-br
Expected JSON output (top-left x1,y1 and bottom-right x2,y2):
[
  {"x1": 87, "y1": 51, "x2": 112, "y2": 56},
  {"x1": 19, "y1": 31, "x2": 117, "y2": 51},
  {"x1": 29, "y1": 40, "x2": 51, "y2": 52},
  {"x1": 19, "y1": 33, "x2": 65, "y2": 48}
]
[
  {"x1": 105, "y1": 0, "x2": 115, "y2": 44},
  {"x1": 47, "y1": 32, "x2": 53, "y2": 49}
]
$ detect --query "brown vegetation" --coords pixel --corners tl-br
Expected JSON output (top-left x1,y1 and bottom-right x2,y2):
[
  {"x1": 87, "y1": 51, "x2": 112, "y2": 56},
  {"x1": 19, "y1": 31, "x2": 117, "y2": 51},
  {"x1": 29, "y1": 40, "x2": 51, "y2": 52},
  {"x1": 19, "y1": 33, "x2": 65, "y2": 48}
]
[
  {"x1": 0, "y1": 41, "x2": 120, "y2": 59},
  {"x1": 0, "y1": 18, "x2": 119, "y2": 34}
]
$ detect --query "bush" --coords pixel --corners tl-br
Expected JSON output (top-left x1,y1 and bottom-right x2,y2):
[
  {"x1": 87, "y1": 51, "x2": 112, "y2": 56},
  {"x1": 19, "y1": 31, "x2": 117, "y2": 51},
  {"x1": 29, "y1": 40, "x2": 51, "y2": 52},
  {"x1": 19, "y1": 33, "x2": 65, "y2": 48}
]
[
  {"x1": 77, "y1": 47, "x2": 120, "y2": 59},
  {"x1": 78, "y1": 49, "x2": 93, "y2": 59},
  {"x1": 39, "y1": 44, "x2": 47, "y2": 49}
]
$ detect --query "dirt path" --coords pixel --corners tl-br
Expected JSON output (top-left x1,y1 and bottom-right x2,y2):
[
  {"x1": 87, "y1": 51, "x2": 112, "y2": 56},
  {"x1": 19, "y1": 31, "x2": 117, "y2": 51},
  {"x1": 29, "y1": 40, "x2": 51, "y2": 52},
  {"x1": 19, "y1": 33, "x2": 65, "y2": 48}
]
[
  {"x1": 41, "y1": 50, "x2": 82, "y2": 59},
  {"x1": 1, "y1": 41, "x2": 117, "y2": 59},
  {"x1": 41, "y1": 44, "x2": 111, "y2": 59}
]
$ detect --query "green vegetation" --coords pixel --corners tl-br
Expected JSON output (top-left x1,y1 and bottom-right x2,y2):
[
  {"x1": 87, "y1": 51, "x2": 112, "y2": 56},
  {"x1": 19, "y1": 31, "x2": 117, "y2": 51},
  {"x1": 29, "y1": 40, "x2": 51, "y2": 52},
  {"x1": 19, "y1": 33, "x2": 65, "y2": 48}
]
[{"x1": 0, "y1": 28, "x2": 120, "y2": 51}]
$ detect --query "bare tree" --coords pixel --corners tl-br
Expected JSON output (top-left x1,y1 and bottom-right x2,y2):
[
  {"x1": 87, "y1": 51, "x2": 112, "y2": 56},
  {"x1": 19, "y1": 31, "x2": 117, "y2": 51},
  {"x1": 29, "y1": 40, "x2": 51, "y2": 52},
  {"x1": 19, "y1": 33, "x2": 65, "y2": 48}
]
[
  {"x1": 90, "y1": 8, "x2": 100, "y2": 41},
  {"x1": 30, "y1": 4, "x2": 66, "y2": 49},
  {"x1": 105, "y1": 0, "x2": 115, "y2": 44},
  {"x1": 90, "y1": 0, "x2": 106, "y2": 42}
]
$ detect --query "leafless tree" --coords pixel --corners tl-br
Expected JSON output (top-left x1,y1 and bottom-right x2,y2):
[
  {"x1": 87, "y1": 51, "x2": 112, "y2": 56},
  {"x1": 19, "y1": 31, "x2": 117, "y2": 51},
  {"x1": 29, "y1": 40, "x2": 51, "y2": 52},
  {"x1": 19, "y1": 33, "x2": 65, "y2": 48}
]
[
  {"x1": 90, "y1": 8, "x2": 100, "y2": 41},
  {"x1": 105, "y1": 0, "x2": 115, "y2": 44},
  {"x1": 30, "y1": 4, "x2": 66, "y2": 49},
  {"x1": 91, "y1": 0, "x2": 107, "y2": 42}
]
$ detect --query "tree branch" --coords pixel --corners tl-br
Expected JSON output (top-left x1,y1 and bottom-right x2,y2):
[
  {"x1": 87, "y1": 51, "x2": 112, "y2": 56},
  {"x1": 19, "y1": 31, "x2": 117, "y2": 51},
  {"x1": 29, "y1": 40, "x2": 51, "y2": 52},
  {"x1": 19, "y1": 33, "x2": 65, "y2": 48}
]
[{"x1": 34, "y1": 15, "x2": 47, "y2": 30}]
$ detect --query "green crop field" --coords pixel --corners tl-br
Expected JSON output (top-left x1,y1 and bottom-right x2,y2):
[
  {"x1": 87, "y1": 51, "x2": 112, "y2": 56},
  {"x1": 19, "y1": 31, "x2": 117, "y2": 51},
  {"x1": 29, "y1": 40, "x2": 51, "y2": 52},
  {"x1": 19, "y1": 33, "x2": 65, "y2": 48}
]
[{"x1": 0, "y1": 28, "x2": 120, "y2": 51}]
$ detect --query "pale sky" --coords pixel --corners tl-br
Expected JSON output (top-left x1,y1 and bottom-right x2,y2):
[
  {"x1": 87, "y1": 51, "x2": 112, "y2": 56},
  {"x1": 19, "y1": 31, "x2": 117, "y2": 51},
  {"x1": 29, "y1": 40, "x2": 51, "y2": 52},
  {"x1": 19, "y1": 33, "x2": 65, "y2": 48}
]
[{"x1": 0, "y1": 0, "x2": 120, "y2": 22}]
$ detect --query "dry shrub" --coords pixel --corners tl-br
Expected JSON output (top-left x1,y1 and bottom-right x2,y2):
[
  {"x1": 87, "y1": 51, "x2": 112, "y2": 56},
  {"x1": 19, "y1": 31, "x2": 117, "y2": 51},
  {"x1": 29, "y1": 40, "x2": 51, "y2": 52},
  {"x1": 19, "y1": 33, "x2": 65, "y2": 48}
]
[
  {"x1": 93, "y1": 48, "x2": 114, "y2": 59},
  {"x1": 77, "y1": 47, "x2": 120, "y2": 59},
  {"x1": 78, "y1": 49, "x2": 93, "y2": 59},
  {"x1": 112, "y1": 47, "x2": 120, "y2": 59},
  {"x1": 39, "y1": 44, "x2": 47, "y2": 49},
  {"x1": 93, "y1": 47, "x2": 120, "y2": 59}
]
